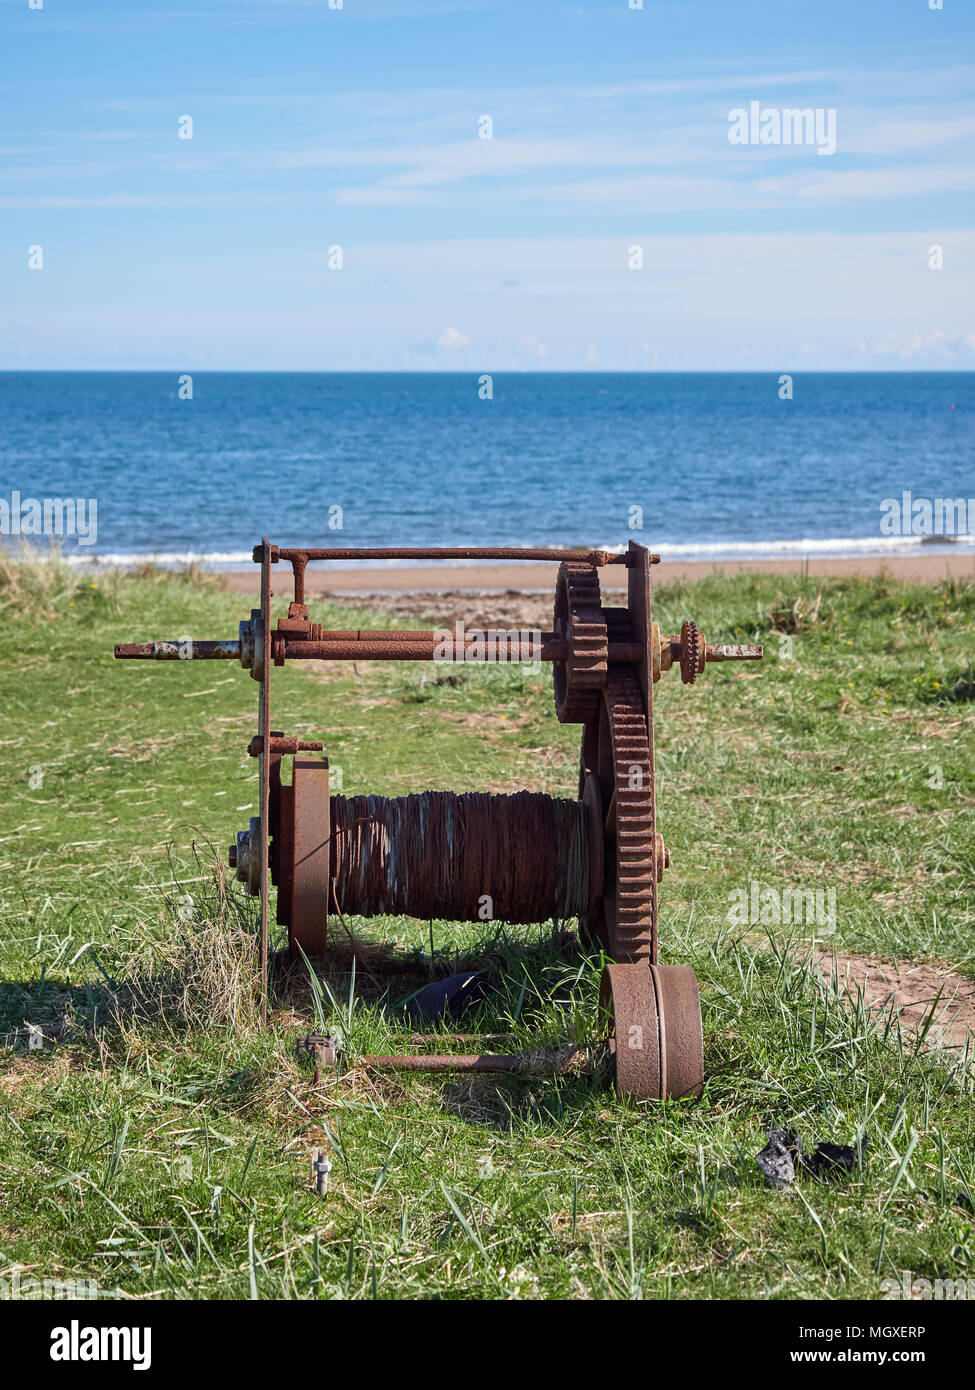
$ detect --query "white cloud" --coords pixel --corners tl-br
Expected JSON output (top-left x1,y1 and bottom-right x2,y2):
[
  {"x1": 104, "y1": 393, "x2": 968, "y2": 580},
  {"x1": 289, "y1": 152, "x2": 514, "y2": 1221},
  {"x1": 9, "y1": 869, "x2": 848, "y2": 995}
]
[
  {"x1": 754, "y1": 163, "x2": 975, "y2": 201},
  {"x1": 857, "y1": 329, "x2": 975, "y2": 361},
  {"x1": 438, "y1": 327, "x2": 471, "y2": 351}
]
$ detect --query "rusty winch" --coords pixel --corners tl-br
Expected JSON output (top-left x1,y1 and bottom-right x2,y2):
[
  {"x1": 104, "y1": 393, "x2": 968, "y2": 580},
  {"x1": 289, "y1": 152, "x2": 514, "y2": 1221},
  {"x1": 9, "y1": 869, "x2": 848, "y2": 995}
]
[{"x1": 115, "y1": 540, "x2": 762, "y2": 1101}]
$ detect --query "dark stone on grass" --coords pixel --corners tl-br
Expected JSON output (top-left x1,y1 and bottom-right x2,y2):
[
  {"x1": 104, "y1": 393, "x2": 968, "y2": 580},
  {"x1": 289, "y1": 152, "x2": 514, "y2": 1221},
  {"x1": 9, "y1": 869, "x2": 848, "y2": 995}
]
[
  {"x1": 403, "y1": 971, "x2": 484, "y2": 1021},
  {"x1": 756, "y1": 1128, "x2": 803, "y2": 1188},
  {"x1": 756, "y1": 1127, "x2": 868, "y2": 1187},
  {"x1": 802, "y1": 1136, "x2": 869, "y2": 1179}
]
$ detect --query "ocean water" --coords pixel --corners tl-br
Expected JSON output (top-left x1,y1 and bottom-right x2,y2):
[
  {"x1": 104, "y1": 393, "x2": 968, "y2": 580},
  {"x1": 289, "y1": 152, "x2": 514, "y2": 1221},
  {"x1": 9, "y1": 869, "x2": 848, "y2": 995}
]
[{"x1": 0, "y1": 372, "x2": 972, "y2": 566}]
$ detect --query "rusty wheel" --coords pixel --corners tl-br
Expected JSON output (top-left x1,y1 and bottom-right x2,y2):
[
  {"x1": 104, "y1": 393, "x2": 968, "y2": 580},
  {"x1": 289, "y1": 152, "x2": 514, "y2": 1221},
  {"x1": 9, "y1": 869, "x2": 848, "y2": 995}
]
[
  {"x1": 654, "y1": 964, "x2": 705, "y2": 1101},
  {"x1": 600, "y1": 962, "x2": 704, "y2": 1101},
  {"x1": 553, "y1": 562, "x2": 608, "y2": 724},
  {"x1": 274, "y1": 757, "x2": 330, "y2": 957}
]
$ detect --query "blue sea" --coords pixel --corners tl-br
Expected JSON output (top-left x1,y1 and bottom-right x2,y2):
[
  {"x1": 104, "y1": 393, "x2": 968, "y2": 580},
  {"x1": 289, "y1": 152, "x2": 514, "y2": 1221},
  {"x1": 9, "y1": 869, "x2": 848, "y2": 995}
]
[{"x1": 0, "y1": 372, "x2": 972, "y2": 566}]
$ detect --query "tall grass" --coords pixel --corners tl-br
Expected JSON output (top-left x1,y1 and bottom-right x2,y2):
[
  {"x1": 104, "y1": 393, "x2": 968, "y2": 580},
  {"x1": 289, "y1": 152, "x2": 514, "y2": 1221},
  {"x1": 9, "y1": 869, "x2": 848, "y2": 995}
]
[{"x1": 114, "y1": 853, "x2": 264, "y2": 1034}]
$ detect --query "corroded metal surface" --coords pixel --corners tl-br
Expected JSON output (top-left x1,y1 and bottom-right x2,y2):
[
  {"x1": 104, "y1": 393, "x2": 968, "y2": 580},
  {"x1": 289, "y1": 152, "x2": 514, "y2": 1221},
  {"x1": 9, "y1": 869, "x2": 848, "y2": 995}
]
[
  {"x1": 600, "y1": 962, "x2": 663, "y2": 1100},
  {"x1": 602, "y1": 670, "x2": 658, "y2": 964},
  {"x1": 328, "y1": 790, "x2": 588, "y2": 925},
  {"x1": 653, "y1": 964, "x2": 705, "y2": 1100},
  {"x1": 599, "y1": 962, "x2": 704, "y2": 1101},
  {"x1": 270, "y1": 545, "x2": 641, "y2": 566},
  {"x1": 286, "y1": 758, "x2": 331, "y2": 957},
  {"x1": 113, "y1": 538, "x2": 760, "y2": 1098},
  {"x1": 114, "y1": 639, "x2": 240, "y2": 660},
  {"x1": 552, "y1": 562, "x2": 609, "y2": 724},
  {"x1": 679, "y1": 619, "x2": 704, "y2": 686},
  {"x1": 356, "y1": 1045, "x2": 603, "y2": 1076},
  {"x1": 257, "y1": 539, "x2": 272, "y2": 1017}
]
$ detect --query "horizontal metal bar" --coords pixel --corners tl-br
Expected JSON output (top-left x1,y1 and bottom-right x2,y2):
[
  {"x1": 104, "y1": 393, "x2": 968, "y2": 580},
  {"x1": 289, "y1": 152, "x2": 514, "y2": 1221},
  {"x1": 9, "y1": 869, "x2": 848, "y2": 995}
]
[
  {"x1": 114, "y1": 634, "x2": 644, "y2": 664},
  {"x1": 359, "y1": 1045, "x2": 600, "y2": 1075},
  {"x1": 268, "y1": 546, "x2": 646, "y2": 566},
  {"x1": 702, "y1": 642, "x2": 764, "y2": 662},
  {"x1": 387, "y1": 1032, "x2": 515, "y2": 1045},
  {"x1": 114, "y1": 640, "x2": 240, "y2": 660},
  {"x1": 280, "y1": 637, "x2": 642, "y2": 663}
]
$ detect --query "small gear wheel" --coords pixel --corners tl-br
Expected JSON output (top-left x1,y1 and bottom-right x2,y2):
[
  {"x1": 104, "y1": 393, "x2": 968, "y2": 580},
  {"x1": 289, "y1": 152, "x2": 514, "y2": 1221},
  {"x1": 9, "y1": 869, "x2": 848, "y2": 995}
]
[
  {"x1": 679, "y1": 620, "x2": 704, "y2": 685},
  {"x1": 552, "y1": 562, "x2": 608, "y2": 724}
]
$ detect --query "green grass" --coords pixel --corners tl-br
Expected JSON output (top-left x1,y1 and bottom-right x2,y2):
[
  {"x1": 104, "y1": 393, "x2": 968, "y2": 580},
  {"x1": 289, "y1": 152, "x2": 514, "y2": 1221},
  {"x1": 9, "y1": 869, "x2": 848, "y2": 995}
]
[{"x1": 0, "y1": 548, "x2": 973, "y2": 1299}]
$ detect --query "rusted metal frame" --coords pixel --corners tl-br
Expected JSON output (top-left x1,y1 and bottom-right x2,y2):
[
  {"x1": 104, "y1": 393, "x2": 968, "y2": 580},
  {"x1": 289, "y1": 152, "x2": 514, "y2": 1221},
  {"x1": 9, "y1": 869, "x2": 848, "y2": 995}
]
[
  {"x1": 258, "y1": 537, "x2": 272, "y2": 1019},
  {"x1": 114, "y1": 633, "x2": 761, "y2": 666},
  {"x1": 296, "y1": 1031, "x2": 603, "y2": 1080},
  {"x1": 312, "y1": 627, "x2": 597, "y2": 645},
  {"x1": 265, "y1": 545, "x2": 650, "y2": 566},
  {"x1": 290, "y1": 553, "x2": 308, "y2": 606},
  {"x1": 276, "y1": 637, "x2": 642, "y2": 663}
]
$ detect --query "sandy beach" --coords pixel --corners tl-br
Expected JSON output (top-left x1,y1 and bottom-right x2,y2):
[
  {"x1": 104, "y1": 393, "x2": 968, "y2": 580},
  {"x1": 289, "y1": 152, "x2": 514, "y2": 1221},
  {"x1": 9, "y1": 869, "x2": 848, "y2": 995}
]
[{"x1": 221, "y1": 550, "x2": 975, "y2": 598}]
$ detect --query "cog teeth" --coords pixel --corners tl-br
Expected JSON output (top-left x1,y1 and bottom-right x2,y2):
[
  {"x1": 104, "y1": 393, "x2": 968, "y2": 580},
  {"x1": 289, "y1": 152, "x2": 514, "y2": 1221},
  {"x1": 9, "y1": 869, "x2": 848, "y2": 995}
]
[
  {"x1": 554, "y1": 563, "x2": 609, "y2": 724},
  {"x1": 600, "y1": 669, "x2": 657, "y2": 964}
]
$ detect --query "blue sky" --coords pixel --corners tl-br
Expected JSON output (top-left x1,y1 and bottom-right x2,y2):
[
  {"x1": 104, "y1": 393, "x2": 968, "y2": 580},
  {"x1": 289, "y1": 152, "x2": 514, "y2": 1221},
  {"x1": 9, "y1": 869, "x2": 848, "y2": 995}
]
[{"x1": 2, "y1": 0, "x2": 973, "y2": 369}]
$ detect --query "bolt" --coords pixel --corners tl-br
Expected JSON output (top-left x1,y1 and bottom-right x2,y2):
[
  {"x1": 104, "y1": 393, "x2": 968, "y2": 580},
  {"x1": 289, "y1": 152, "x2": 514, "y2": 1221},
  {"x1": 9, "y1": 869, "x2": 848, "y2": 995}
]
[
  {"x1": 298, "y1": 1032, "x2": 339, "y2": 1083},
  {"x1": 312, "y1": 1150, "x2": 332, "y2": 1196}
]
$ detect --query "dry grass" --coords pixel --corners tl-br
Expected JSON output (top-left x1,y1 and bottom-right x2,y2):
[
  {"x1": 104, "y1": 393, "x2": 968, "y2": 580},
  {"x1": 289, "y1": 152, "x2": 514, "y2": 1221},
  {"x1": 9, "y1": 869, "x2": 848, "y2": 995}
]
[
  {"x1": 767, "y1": 586, "x2": 824, "y2": 633},
  {"x1": 0, "y1": 542, "x2": 87, "y2": 617},
  {"x1": 114, "y1": 855, "x2": 264, "y2": 1034}
]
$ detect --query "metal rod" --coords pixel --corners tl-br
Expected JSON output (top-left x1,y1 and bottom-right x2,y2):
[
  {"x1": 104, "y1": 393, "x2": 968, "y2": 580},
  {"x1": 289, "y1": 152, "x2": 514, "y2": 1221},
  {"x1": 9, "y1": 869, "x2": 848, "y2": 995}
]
[
  {"x1": 114, "y1": 640, "x2": 240, "y2": 660},
  {"x1": 267, "y1": 546, "x2": 645, "y2": 566},
  {"x1": 115, "y1": 634, "x2": 759, "y2": 669},
  {"x1": 702, "y1": 642, "x2": 764, "y2": 662},
  {"x1": 358, "y1": 1045, "x2": 601, "y2": 1074},
  {"x1": 281, "y1": 637, "x2": 642, "y2": 663},
  {"x1": 387, "y1": 1032, "x2": 515, "y2": 1045}
]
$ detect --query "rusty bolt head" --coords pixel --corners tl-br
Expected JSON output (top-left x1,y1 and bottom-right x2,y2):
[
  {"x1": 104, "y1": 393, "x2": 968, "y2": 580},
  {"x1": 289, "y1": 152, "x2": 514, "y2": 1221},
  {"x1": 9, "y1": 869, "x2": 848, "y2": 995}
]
[{"x1": 298, "y1": 1032, "x2": 339, "y2": 1070}]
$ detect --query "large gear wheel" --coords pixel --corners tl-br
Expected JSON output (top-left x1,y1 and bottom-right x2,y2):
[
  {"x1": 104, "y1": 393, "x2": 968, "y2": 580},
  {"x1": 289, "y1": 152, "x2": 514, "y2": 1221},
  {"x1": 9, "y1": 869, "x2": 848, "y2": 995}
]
[
  {"x1": 552, "y1": 562, "x2": 608, "y2": 724},
  {"x1": 579, "y1": 668, "x2": 658, "y2": 963},
  {"x1": 604, "y1": 670, "x2": 657, "y2": 962}
]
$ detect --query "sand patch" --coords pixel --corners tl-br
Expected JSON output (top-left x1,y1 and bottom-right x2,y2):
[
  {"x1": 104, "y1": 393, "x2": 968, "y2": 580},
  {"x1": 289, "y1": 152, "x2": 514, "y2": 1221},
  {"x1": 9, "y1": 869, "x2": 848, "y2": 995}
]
[{"x1": 807, "y1": 948, "x2": 975, "y2": 1053}]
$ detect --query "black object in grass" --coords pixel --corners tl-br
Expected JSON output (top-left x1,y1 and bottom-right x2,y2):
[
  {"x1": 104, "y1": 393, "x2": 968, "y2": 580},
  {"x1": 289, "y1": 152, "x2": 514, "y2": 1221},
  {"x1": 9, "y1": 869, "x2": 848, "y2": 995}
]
[
  {"x1": 756, "y1": 1128, "x2": 803, "y2": 1188},
  {"x1": 756, "y1": 1127, "x2": 868, "y2": 1187},
  {"x1": 403, "y1": 971, "x2": 484, "y2": 1021}
]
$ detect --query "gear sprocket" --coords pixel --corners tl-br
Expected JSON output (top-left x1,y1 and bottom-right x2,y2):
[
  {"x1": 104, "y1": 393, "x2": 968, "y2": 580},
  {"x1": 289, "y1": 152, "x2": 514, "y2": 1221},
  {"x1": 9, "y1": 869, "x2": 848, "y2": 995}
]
[{"x1": 552, "y1": 561, "x2": 609, "y2": 724}]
